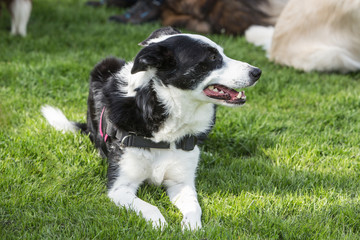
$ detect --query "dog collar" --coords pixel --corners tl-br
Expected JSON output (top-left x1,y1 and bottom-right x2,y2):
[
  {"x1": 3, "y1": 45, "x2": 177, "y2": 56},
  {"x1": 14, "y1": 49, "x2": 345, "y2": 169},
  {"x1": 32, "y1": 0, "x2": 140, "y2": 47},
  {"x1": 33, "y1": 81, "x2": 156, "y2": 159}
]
[{"x1": 99, "y1": 107, "x2": 197, "y2": 151}]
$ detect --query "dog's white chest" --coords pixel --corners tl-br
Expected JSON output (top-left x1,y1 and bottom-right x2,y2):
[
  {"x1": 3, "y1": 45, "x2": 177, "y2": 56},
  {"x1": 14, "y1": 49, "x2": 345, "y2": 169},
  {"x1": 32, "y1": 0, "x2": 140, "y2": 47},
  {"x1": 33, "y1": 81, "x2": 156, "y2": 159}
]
[{"x1": 119, "y1": 146, "x2": 200, "y2": 186}]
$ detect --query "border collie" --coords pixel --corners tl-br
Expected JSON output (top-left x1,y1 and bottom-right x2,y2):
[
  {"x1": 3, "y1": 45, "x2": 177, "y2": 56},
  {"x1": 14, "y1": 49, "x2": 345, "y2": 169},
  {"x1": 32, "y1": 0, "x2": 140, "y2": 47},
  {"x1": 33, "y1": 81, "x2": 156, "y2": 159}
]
[
  {"x1": 245, "y1": 0, "x2": 360, "y2": 73},
  {"x1": 41, "y1": 27, "x2": 261, "y2": 230},
  {"x1": 0, "y1": 0, "x2": 32, "y2": 36}
]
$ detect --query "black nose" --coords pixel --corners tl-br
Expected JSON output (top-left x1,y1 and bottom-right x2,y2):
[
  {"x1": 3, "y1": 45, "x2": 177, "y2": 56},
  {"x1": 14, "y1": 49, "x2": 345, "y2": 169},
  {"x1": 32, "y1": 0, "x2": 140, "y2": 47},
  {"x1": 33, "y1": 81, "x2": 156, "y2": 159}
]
[{"x1": 249, "y1": 68, "x2": 262, "y2": 81}]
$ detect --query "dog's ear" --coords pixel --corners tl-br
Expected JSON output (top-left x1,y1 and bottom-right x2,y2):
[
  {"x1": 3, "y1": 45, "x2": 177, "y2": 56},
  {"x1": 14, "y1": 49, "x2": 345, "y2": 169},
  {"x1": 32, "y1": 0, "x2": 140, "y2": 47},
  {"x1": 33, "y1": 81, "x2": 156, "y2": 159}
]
[
  {"x1": 139, "y1": 27, "x2": 181, "y2": 47},
  {"x1": 90, "y1": 57, "x2": 125, "y2": 82},
  {"x1": 135, "y1": 82, "x2": 164, "y2": 123},
  {"x1": 131, "y1": 44, "x2": 175, "y2": 74}
]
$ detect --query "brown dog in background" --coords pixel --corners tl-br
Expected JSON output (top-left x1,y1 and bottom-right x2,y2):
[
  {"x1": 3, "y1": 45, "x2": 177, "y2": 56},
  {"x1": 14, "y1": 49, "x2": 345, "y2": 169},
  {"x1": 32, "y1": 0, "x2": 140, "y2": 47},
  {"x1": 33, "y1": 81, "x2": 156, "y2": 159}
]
[
  {"x1": 0, "y1": 0, "x2": 32, "y2": 36},
  {"x1": 161, "y1": 0, "x2": 288, "y2": 35}
]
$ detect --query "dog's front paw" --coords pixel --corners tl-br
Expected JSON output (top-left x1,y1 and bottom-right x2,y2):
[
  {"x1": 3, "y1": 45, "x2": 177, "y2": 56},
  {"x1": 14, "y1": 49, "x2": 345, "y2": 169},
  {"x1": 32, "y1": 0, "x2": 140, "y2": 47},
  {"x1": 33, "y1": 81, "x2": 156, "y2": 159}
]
[
  {"x1": 149, "y1": 216, "x2": 167, "y2": 230},
  {"x1": 181, "y1": 214, "x2": 202, "y2": 231},
  {"x1": 141, "y1": 206, "x2": 167, "y2": 230}
]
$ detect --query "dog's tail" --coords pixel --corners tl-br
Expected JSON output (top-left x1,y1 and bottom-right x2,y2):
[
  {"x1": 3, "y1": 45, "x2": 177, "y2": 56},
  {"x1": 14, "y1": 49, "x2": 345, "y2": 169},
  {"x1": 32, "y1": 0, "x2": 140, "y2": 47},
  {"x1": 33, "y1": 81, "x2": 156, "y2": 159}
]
[
  {"x1": 245, "y1": 25, "x2": 274, "y2": 54},
  {"x1": 41, "y1": 105, "x2": 87, "y2": 134}
]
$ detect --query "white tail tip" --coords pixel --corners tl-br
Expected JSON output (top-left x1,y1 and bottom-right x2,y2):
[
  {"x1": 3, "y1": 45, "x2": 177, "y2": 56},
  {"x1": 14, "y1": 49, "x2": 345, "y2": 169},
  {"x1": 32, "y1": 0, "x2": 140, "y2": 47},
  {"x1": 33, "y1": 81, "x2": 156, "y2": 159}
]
[{"x1": 41, "y1": 105, "x2": 78, "y2": 133}]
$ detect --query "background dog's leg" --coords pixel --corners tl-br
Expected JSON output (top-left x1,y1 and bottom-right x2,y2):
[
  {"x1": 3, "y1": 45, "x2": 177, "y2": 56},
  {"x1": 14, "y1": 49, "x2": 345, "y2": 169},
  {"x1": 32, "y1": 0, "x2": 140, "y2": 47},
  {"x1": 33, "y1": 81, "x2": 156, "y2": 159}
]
[
  {"x1": 167, "y1": 183, "x2": 202, "y2": 230},
  {"x1": 108, "y1": 181, "x2": 167, "y2": 228},
  {"x1": 10, "y1": 0, "x2": 32, "y2": 36}
]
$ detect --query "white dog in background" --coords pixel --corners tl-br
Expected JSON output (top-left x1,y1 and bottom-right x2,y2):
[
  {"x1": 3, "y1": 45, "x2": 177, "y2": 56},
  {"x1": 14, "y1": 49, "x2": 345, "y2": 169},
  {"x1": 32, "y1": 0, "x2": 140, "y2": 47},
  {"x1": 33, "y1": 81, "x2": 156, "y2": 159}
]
[
  {"x1": 1, "y1": 0, "x2": 32, "y2": 36},
  {"x1": 245, "y1": 0, "x2": 360, "y2": 73}
]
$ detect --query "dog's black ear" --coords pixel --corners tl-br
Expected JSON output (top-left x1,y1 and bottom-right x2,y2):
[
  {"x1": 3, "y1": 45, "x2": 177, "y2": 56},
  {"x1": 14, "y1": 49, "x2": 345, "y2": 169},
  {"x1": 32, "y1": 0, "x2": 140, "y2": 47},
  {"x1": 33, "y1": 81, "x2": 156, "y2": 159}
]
[
  {"x1": 91, "y1": 57, "x2": 125, "y2": 82},
  {"x1": 131, "y1": 44, "x2": 175, "y2": 74},
  {"x1": 135, "y1": 81, "x2": 167, "y2": 127},
  {"x1": 139, "y1": 27, "x2": 181, "y2": 47}
]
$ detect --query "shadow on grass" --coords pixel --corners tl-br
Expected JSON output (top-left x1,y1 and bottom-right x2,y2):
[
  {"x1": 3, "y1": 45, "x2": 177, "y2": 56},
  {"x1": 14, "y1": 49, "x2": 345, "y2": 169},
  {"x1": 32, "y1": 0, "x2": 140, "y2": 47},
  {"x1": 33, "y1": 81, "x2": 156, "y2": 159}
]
[{"x1": 197, "y1": 132, "x2": 359, "y2": 198}]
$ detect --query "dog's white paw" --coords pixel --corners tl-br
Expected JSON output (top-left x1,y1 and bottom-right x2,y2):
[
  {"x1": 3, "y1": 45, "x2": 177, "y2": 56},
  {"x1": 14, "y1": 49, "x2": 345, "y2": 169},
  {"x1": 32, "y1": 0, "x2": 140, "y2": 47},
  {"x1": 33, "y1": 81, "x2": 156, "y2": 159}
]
[
  {"x1": 150, "y1": 217, "x2": 167, "y2": 230},
  {"x1": 141, "y1": 205, "x2": 167, "y2": 229},
  {"x1": 181, "y1": 214, "x2": 202, "y2": 231}
]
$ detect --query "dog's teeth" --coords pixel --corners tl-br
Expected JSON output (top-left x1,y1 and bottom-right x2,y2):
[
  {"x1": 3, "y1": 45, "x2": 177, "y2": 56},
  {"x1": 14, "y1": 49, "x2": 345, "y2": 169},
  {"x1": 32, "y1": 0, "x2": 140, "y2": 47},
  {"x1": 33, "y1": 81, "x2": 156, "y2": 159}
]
[
  {"x1": 236, "y1": 93, "x2": 242, "y2": 98},
  {"x1": 219, "y1": 90, "x2": 224, "y2": 94},
  {"x1": 208, "y1": 86, "x2": 214, "y2": 90},
  {"x1": 213, "y1": 88, "x2": 219, "y2": 92}
]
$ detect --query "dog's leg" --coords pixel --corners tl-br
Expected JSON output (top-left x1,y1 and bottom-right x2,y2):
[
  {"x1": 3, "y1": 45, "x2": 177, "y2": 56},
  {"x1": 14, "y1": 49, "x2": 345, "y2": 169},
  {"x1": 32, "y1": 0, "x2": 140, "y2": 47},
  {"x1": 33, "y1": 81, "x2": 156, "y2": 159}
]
[
  {"x1": 166, "y1": 182, "x2": 202, "y2": 230},
  {"x1": 107, "y1": 150, "x2": 167, "y2": 228},
  {"x1": 108, "y1": 184, "x2": 167, "y2": 228},
  {"x1": 10, "y1": 0, "x2": 32, "y2": 36}
]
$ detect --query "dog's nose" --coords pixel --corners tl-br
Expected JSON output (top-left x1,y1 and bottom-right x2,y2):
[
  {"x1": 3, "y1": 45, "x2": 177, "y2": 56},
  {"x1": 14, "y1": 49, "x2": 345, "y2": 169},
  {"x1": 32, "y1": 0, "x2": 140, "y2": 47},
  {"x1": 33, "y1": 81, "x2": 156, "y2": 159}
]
[{"x1": 249, "y1": 68, "x2": 262, "y2": 81}]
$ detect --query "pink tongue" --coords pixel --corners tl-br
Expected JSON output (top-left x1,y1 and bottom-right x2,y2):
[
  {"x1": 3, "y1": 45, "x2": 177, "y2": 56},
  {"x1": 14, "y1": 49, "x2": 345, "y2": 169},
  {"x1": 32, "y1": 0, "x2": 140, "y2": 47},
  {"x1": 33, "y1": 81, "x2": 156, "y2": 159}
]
[
  {"x1": 203, "y1": 88, "x2": 230, "y2": 100},
  {"x1": 203, "y1": 84, "x2": 241, "y2": 100}
]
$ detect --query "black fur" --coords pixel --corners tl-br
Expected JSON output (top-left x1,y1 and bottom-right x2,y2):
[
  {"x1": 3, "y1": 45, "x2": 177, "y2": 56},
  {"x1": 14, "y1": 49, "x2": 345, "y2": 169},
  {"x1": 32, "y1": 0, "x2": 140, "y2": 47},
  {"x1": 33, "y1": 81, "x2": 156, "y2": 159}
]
[
  {"x1": 86, "y1": 57, "x2": 126, "y2": 148},
  {"x1": 104, "y1": 79, "x2": 168, "y2": 137},
  {"x1": 133, "y1": 35, "x2": 224, "y2": 90}
]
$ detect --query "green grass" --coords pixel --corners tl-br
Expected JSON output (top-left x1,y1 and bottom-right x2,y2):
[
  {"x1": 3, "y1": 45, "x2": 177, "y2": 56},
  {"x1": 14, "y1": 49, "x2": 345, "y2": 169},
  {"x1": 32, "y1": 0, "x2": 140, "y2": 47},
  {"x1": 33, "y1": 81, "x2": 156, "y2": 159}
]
[{"x1": 1, "y1": 0, "x2": 360, "y2": 239}]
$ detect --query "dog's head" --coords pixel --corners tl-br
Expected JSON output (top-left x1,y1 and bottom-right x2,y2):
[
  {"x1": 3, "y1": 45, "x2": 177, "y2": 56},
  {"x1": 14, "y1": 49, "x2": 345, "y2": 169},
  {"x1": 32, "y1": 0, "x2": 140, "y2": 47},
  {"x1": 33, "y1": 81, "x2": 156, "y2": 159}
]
[{"x1": 131, "y1": 27, "x2": 261, "y2": 107}]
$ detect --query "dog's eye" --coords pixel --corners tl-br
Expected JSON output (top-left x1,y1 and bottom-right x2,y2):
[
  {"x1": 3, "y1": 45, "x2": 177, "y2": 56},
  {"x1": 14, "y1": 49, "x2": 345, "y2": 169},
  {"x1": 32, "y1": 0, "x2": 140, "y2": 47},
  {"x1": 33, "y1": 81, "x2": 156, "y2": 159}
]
[{"x1": 209, "y1": 54, "x2": 218, "y2": 61}]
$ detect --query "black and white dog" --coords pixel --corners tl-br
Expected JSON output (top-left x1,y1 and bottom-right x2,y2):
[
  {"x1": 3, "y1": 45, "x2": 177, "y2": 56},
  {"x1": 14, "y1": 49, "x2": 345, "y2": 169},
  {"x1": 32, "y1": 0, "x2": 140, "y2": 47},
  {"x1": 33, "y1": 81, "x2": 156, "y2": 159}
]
[{"x1": 42, "y1": 27, "x2": 261, "y2": 230}]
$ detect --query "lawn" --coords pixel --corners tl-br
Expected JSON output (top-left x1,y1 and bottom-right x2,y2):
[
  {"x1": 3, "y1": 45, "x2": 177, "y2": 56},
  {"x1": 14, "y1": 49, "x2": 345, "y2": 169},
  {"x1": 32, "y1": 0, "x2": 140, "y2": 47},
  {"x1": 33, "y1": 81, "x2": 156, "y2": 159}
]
[{"x1": 1, "y1": 0, "x2": 360, "y2": 239}]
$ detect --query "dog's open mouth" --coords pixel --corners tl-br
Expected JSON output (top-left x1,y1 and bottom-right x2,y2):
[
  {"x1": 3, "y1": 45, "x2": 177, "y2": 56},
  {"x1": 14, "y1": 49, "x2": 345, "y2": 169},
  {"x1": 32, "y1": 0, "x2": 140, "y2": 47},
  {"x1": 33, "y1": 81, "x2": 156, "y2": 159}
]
[{"x1": 203, "y1": 84, "x2": 246, "y2": 104}]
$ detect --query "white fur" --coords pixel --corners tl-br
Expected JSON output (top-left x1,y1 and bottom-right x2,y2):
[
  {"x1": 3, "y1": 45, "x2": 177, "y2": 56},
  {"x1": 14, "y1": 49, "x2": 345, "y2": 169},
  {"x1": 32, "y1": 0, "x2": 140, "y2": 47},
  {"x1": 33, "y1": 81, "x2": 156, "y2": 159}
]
[
  {"x1": 108, "y1": 146, "x2": 201, "y2": 230},
  {"x1": 153, "y1": 83, "x2": 215, "y2": 143},
  {"x1": 41, "y1": 105, "x2": 78, "y2": 133},
  {"x1": 10, "y1": 0, "x2": 32, "y2": 37},
  {"x1": 245, "y1": 0, "x2": 360, "y2": 73}
]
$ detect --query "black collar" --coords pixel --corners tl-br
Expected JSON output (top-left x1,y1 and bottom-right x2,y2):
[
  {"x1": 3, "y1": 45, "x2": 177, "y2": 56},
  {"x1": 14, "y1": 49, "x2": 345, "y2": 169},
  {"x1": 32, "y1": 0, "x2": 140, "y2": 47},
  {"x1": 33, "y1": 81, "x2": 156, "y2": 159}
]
[{"x1": 100, "y1": 107, "x2": 197, "y2": 151}]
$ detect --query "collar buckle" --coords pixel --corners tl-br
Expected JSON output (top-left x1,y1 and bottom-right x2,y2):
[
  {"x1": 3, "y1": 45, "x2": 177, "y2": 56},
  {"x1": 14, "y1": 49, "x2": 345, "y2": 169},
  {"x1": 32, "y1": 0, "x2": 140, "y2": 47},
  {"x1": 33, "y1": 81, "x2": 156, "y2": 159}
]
[{"x1": 119, "y1": 135, "x2": 131, "y2": 149}]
